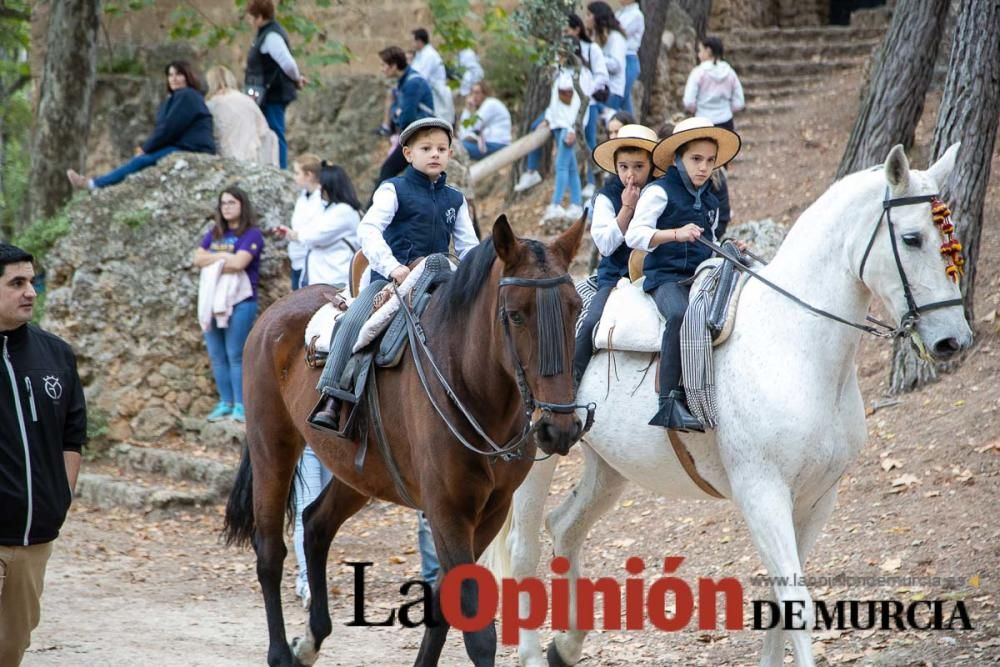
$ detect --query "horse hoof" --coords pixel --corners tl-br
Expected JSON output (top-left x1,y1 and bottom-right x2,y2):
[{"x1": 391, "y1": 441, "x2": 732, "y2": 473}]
[
  {"x1": 546, "y1": 642, "x2": 572, "y2": 667},
  {"x1": 290, "y1": 634, "x2": 318, "y2": 666}
]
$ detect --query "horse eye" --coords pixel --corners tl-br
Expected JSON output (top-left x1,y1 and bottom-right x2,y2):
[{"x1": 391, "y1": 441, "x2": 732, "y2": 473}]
[
  {"x1": 509, "y1": 312, "x2": 526, "y2": 326},
  {"x1": 902, "y1": 232, "x2": 922, "y2": 248}
]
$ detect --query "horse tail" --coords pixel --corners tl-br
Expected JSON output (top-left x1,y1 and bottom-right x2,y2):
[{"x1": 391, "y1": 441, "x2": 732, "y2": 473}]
[
  {"x1": 223, "y1": 445, "x2": 257, "y2": 548},
  {"x1": 478, "y1": 502, "x2": 515, "y2": 581}
]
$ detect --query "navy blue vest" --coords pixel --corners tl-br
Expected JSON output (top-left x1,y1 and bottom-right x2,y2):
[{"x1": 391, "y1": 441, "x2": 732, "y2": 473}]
[
  {"x1": 595, "y1": 177, "x2": 632, "y2": 289},
  {"x1": 642, "y1": 166, "x2": 720, "y2": 292},
  {"x1": 376, "y1": 166, "x2": 465, "y2": 280},
  {"x1": 246, "y1": 21, "x2": 297, "y2": 105}
]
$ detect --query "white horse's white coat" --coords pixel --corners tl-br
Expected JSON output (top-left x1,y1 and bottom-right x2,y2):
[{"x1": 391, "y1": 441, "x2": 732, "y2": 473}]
[{"x1": 485, "y1": 146, "x2": 972, "y2": 667}]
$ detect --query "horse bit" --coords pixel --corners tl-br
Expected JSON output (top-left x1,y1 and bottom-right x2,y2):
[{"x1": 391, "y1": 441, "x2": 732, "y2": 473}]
[{"x1": 397, "y1": 273, "x2": 596, "y2": 461}]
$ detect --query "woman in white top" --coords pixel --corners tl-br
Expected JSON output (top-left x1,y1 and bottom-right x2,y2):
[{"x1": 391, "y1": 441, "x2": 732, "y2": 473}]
[
  {"x1": 277, "y1": 163, "x2": 361, "y2": 288},
  {"x1": 457, "y1": 80, "x2": 512, "y2": 160},
  {"x1": 281, "y1": 153, "x2": 324, "y2": 290},
  {"x1": 205, "y1": 65, "x2": 279, "y2": 166},
  {"x1": 683, "y1": 36, "x2": 746, "y2": 131},
  {"x1": 616, "y1": 0, "x2": 645, "y2": 114},
  {"x1": 583, "y1": 3, "x2": 627, "y2": 196}
]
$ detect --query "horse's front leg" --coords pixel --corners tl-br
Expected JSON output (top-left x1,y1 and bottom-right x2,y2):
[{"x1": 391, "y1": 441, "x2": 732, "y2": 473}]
[
  {"x1": 731, "y1": 476, "x2": 816, "y2": 667},
  {"x1": 253, "y1": 492, "x2": 296, "y2": 667}
]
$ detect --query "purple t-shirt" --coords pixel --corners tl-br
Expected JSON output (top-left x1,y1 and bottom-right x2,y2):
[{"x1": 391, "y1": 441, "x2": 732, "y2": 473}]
[{"x1": 200, "y1": 227, "x2": 265, "y2": 300}]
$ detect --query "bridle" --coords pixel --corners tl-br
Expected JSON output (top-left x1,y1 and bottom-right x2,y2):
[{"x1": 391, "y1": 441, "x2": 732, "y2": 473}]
[
  {"x1": 699, "y1": 189, "x2": 963, "y2": 342},
  {"x1": 397, "y1": 272, "x2": 596, "y2": 462}
]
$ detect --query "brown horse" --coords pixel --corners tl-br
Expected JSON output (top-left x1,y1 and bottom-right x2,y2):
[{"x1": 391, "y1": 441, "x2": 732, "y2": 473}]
[{"x1": 224, "y1": 215, "x2": 587, "y2": 666}]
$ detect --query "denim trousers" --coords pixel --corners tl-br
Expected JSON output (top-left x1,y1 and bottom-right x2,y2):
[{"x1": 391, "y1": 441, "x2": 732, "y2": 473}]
[
  {"x1": 650, "y1": 281, "x2": 690, "y2": 398},
  {"x1": 262, "y1": 102, "x2": 289, "y2": 168},
  {"x1": 202, "y1": 299, "x2": 257, "y2": 404},
  {"x1": 291, "y1": 268, "x2": 303, "y2": 291},
  {"x1": 93, "y1": 146, "x2": 179, "y2": 188},
  {"x1": 462, "y1": 139, "x2": 508, "y2": 161},
  {"x1": 584, "y1": 96, "x2": 624, "y2": 185},
  {"x1": 524, "y1": 114, "x2": 546, "y2": 172},
  {"x1": 417, "y1": 511, "x2": 440, "y2": 583},
  {"x1": 623, "y1": 54, "x2": 641, "y2": 114},
  {"x1": 552, "y1": 129, "x2": 582, "y2": 207},
  {"x1": 293, "y1": 445, "x2": 334, "y2": 596},
  {"x1": 573, "y1": 284, "x2": 614, "y2": 384}
]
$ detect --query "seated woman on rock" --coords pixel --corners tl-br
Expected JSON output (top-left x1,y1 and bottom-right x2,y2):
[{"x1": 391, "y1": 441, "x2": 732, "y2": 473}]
[
  {"x1": 205, "y1": 65, "x2": 278, "y2": 166},
  {"x1": 457, "y1": 80, "x2": 512, "y2": 161},
  {"x1": 67, "y1": 60, "x2": 216, "y2": 191},
  {"x1": 625, "y1": 117, "x2": 740, "y2": 432}
]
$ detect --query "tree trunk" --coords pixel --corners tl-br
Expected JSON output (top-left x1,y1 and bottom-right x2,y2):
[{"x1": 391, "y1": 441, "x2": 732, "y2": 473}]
[
  {"x1": 835, "y1": 0, "x2": 949, "y2": 179},
  {"x1": 637, "y1": 0, "x2": 671, "y2": 122},
  {"x1": 510, "y1": 67, "x2": 554, "y2": 197},
  {"x1": 889, "y1": 0, "x2": 1000, "y2": 394},
  {"x1": 676, "y1": 0, "x2": 711, "y2": 40},
  {"x1": 27, "y1": 0, "x2": 100, "y2": 224}
]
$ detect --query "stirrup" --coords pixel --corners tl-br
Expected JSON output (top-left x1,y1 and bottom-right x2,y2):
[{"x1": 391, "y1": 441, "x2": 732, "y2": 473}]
[
  {"x1": 308, "y1": 394, "x2": 342, "y2": 433},
  {"x1": 649, "y1": 390, "x2": 705, "y2": 433}
]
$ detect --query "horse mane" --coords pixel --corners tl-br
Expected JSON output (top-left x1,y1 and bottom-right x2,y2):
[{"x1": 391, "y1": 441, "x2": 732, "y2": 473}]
[{"x1": 436, "y1": 238, "x2": 498, "y2": 322}]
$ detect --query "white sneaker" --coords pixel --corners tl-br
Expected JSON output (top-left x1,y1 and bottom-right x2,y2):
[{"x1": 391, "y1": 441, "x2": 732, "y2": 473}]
[
  {"x1": 542, "y1": 204, "x2": 567, "y2": 223},
  {"x1": 514, "y1": 170, "x2": 542, "y2": 193},
  {"x1": 564, "y1": 204, "x2": 584, "y2": 220},
  {"x1": 581, "y1": 183, "x2": 595, "y2": 199}
]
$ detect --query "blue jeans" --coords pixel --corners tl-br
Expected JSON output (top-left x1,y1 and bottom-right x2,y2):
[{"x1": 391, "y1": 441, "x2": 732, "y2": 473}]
[
  {"x1": 291, "y1": 268, "x2": 303, "y2": 291},
  {"x1": 584, "y1": 96, "x2": 624, "y2": 185},
  {"x1": 293, "y1": 445, "x2": 334, "y2": 596},
  {"x1": 552, "y1": 129, "x2": 582, "y2": 207},
  {"x1": 462, "y1": 138, "x2": 508, "y2": 160},
  {"x1": 262, "y1": 102, "x2": 289, "y2": 168},
  {"x1": 93, "y1": 146, "x2": 179, "y2": 188},
  {"x1": 417, "y1": 512, "x2": 440, "y2": 583},
  {"x1": 623, "y1": 54, "x2": 641, "y2": 114},
  {"x1": 524, "y1": 114, "x2": 546, "y2": 172},
  {"x1": 202, "y1": 299, "x2": 257, "y2": 404}
]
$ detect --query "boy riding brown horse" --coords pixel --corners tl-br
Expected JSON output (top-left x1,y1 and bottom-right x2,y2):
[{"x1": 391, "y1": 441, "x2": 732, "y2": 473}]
[{"x1": 224, "y1": 215, "x2": 590, "y2": 667}]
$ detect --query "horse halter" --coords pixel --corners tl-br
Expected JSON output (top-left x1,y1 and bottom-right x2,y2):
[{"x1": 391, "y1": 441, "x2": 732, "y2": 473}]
[
  {"x1": 858, "y1": 188, "x2": 964, "y2": 336},
  {"x1": 397, "y1": 273, "x2": 596, "y2": 462}
]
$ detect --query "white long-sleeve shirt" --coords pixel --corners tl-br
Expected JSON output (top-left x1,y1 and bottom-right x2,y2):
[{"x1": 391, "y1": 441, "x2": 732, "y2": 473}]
[
  {"x1": 287, "y1": 188, "x2": 325, "y2": 270},
  {"x1": 458, "y1": 48, "x2": 485, "y2": 96},
  {"x1": 545, "y1": 76, "x2": 581, "y2": 131},
  {"x1": 359, "y1": 181, "x2": 479, "y2": 279},
  {"x1": 299, "y1": 202, "x2": 361, "y2": 288},
  {"x1": 624, "y1": 184, "x2": 671, "y2": 252},
  {"x1": 591, "y1": 193, "x2": 628, "y2": 256},
  {"x1": 458, "y1": 97, "x2": 512, "y2": 145},
  {"x1": 616, "y1": 3, "x2": 646, "y2": 55},
  {"x1": 683, "y1": 60, "x2": 746, "y2": 125},
  {"x1": 261, "y1": 32, "x2": 301, "y2": 81},
  {"x1": 411, "y1": 44, "x2": 447, "y2": 88},
  {"x1": 578, "y1": 41, "x2": 609, "y2": 99},
  {"x1": 601, "y1": 31, "x2": 628, "y2": 97}
]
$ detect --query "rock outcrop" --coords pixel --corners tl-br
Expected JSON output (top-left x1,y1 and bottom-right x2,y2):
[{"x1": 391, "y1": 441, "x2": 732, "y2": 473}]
[{"x1": 42, "y1": 153, "x2": 295, "y2": 442}]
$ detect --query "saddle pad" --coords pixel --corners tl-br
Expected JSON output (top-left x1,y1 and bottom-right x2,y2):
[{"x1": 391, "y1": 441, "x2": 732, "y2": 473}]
[
  {"x1": 593, "y1": 277, "x2": 665, "y2": 353},
  {"x1": 688, "y1": 257, "x2": 750, "y2": 347},
  {"x1": 305, "y1": 297, "x2": 354, "y2": 354}
]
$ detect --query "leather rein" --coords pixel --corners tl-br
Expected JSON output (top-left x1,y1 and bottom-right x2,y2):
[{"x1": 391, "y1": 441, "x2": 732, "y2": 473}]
[
  {"x1": 697, "y1": 190, "x2": 962, "y2": 340},
  {"x1": 395, "y1": 273, "x2": 596, "y2": 462}
]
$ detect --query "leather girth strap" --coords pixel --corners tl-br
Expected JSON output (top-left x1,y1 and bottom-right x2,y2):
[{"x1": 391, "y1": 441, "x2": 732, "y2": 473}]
[{"x1": 667, "y1": 431, "x2": 725, "y2": 499}]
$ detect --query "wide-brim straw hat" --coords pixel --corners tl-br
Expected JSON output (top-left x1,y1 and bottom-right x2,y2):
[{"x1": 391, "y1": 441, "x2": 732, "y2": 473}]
[
  {"x1": 592, "y1": 124, "x2": 663, "y2": 176},
  {"x1": 652, "y1": 117, "x2": 741, "y2": 172}
]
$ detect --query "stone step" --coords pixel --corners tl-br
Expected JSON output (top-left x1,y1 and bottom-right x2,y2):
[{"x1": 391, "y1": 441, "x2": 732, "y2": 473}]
[
  {"x1": 105, "y1": 442, "x2": 237, "y2": 495},
  {"x1": 744, "y1": 83, "x2": 819, "y2": 102},
  {"x1": 743, "y1": 100, "x2": 796, "y2": 116},
  {"x1": 729, "y1": 40, "x2": 878, "y2": 66},
  {"x1": 738, "y1": 58, "x2": 866, "y2": 78},
  {"x1": 725, "y1": 25, "x2": 884, "y2": 47},
  {"x1": 740, "y1": 74, "x2": 825, "y2": 90},
  {"x1": 75, "y1": 472, "x2": 220, "y2": 510}
]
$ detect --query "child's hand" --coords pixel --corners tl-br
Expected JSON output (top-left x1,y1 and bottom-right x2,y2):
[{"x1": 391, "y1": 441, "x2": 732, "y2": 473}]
[
  {"x1": 675, "y1": 223, "x2": 703, "y2": 243},
  {"x1": 622, "y1": 177, "x2": 640, "y2": 209},
  {"x1": 390, "y1": 265, "x2": 411, "y2": 284}
]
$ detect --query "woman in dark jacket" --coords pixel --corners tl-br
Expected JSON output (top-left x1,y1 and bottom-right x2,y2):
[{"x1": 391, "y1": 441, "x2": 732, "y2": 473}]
[{"x1": 67, "y1": 60, "x2": 215, "y2": 191}]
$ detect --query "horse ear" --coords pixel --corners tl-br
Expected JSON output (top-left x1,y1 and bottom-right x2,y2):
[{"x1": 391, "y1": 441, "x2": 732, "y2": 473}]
[
  {"x1": 550, "y1": 208, "x2": 586, "y2": 268},
  {"x1": 493, "y1": 214, "x2": 520, "y2": 265},
  {"x1": 926, "y1": 142, "x2": 960, "y2": 190},
  {"x1": 884, "y1": 144, "x2": 910, "y2": 194}
]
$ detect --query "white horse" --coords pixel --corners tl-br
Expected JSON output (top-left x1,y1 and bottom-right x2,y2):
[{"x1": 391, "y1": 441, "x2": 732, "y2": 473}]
[{"x1": 483, "y1": 144, "x2": 973, "y2": 666}]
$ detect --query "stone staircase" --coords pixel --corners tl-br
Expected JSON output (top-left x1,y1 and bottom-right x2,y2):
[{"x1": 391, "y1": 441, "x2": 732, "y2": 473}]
[{"x1": 723, "y1": 24, "x2": 886, "y2": 150}]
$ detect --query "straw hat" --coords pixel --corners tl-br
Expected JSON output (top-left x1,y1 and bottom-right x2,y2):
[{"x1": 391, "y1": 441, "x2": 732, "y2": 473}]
[
  {"x1": 651, "y1": 117, "x2": 741, "y2": 172},
  {"x1": 592, "y1": 124, "x2": 662, "y2": 176}
]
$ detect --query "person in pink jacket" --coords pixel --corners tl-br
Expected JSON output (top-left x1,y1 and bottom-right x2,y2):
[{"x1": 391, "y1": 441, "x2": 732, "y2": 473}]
[{"x1": 683, "y1": 36, "x2": 745, "y2": 131}]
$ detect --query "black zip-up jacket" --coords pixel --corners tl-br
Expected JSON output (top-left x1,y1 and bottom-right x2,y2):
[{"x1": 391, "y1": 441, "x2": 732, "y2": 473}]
[{"x1": 0, "y1": 323, "x2": 87, "y2": 546}]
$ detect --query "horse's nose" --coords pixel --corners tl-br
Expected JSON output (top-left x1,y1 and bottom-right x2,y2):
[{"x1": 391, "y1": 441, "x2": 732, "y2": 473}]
[
  {"x1": 932, "y1": 337, "x2": 962, "y2": 360},
  {"x1": 536, "y1": 416, "x2": 582, "y2": 456}
]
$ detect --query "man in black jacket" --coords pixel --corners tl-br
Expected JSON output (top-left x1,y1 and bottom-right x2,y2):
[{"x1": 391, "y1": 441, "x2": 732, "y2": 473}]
[{"x1": 0, "y1": 244, "x2": 86, "y2": 666}]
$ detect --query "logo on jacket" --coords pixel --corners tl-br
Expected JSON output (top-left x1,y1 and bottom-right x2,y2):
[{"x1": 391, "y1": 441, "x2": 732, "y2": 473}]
[
  {"x1": 43, "y1": 375, "x2": 63, "y2": 400},
  {"x1": 445, "y1": 207, "x2": 457, "y2": 227}
]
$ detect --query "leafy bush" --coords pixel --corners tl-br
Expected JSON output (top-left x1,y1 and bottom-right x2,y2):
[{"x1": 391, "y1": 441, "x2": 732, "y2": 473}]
[{"x1": 13, "y1": 207, "x2": 71, "y2": 265}]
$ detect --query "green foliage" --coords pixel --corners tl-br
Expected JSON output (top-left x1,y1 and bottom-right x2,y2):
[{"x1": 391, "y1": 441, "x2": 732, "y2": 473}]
[
  {"x1": 13, "y1": 207, "x2": 72, "y2": 266},
  {"x1": 0, "y1": 0, "x2": 30, "y2": 87},
  {"x1": 98, "y1": 51, "x2": 146, "y2": 76},
  {"x1": 428, "y1": 0, "x2": 476, "y2": 57},
  {"x1": 30, "y1": 290, "x2": 45, "y2": 324},
  {"x1": 85, "y1": 407, "x2": 111, "y2": 452},
  {"x1": 1, "y1": 89, "x2": 30, "y2": 238},
  {"x1": 112, "y1": 207, "x2": 152, "y2": 229}
]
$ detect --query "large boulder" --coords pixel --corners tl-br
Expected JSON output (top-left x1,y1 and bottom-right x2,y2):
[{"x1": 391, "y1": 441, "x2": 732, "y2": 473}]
[{"x1": 42, "y1": 153, "x2": 295, "y2": 442}]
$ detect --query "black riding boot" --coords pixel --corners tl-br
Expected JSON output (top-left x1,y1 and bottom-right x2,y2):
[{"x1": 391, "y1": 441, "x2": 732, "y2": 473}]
[
  {"x1": 309, "y1": 394, "x2": 341, "y2": 432},
  {"x1": 649, "y1": 388, "x2": 705, "y2": 432}
]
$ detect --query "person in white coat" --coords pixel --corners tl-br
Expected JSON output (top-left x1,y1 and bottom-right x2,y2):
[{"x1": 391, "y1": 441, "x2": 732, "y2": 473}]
[
  {"x1": 683, "y1": 36, "x2": 745, "y2": 131},
  {"x1": 282, "y1": 153, "x2": 324, "y2": 290},
  {"x1": 583, "y1": 3, "x2": 627, "y2": 196},
  {"x1": 615, "y1": 0, "x2": 645, "y2": 114},
  {"x1": 410, "y1": 27, "x2": 455, "y2": 124}
]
